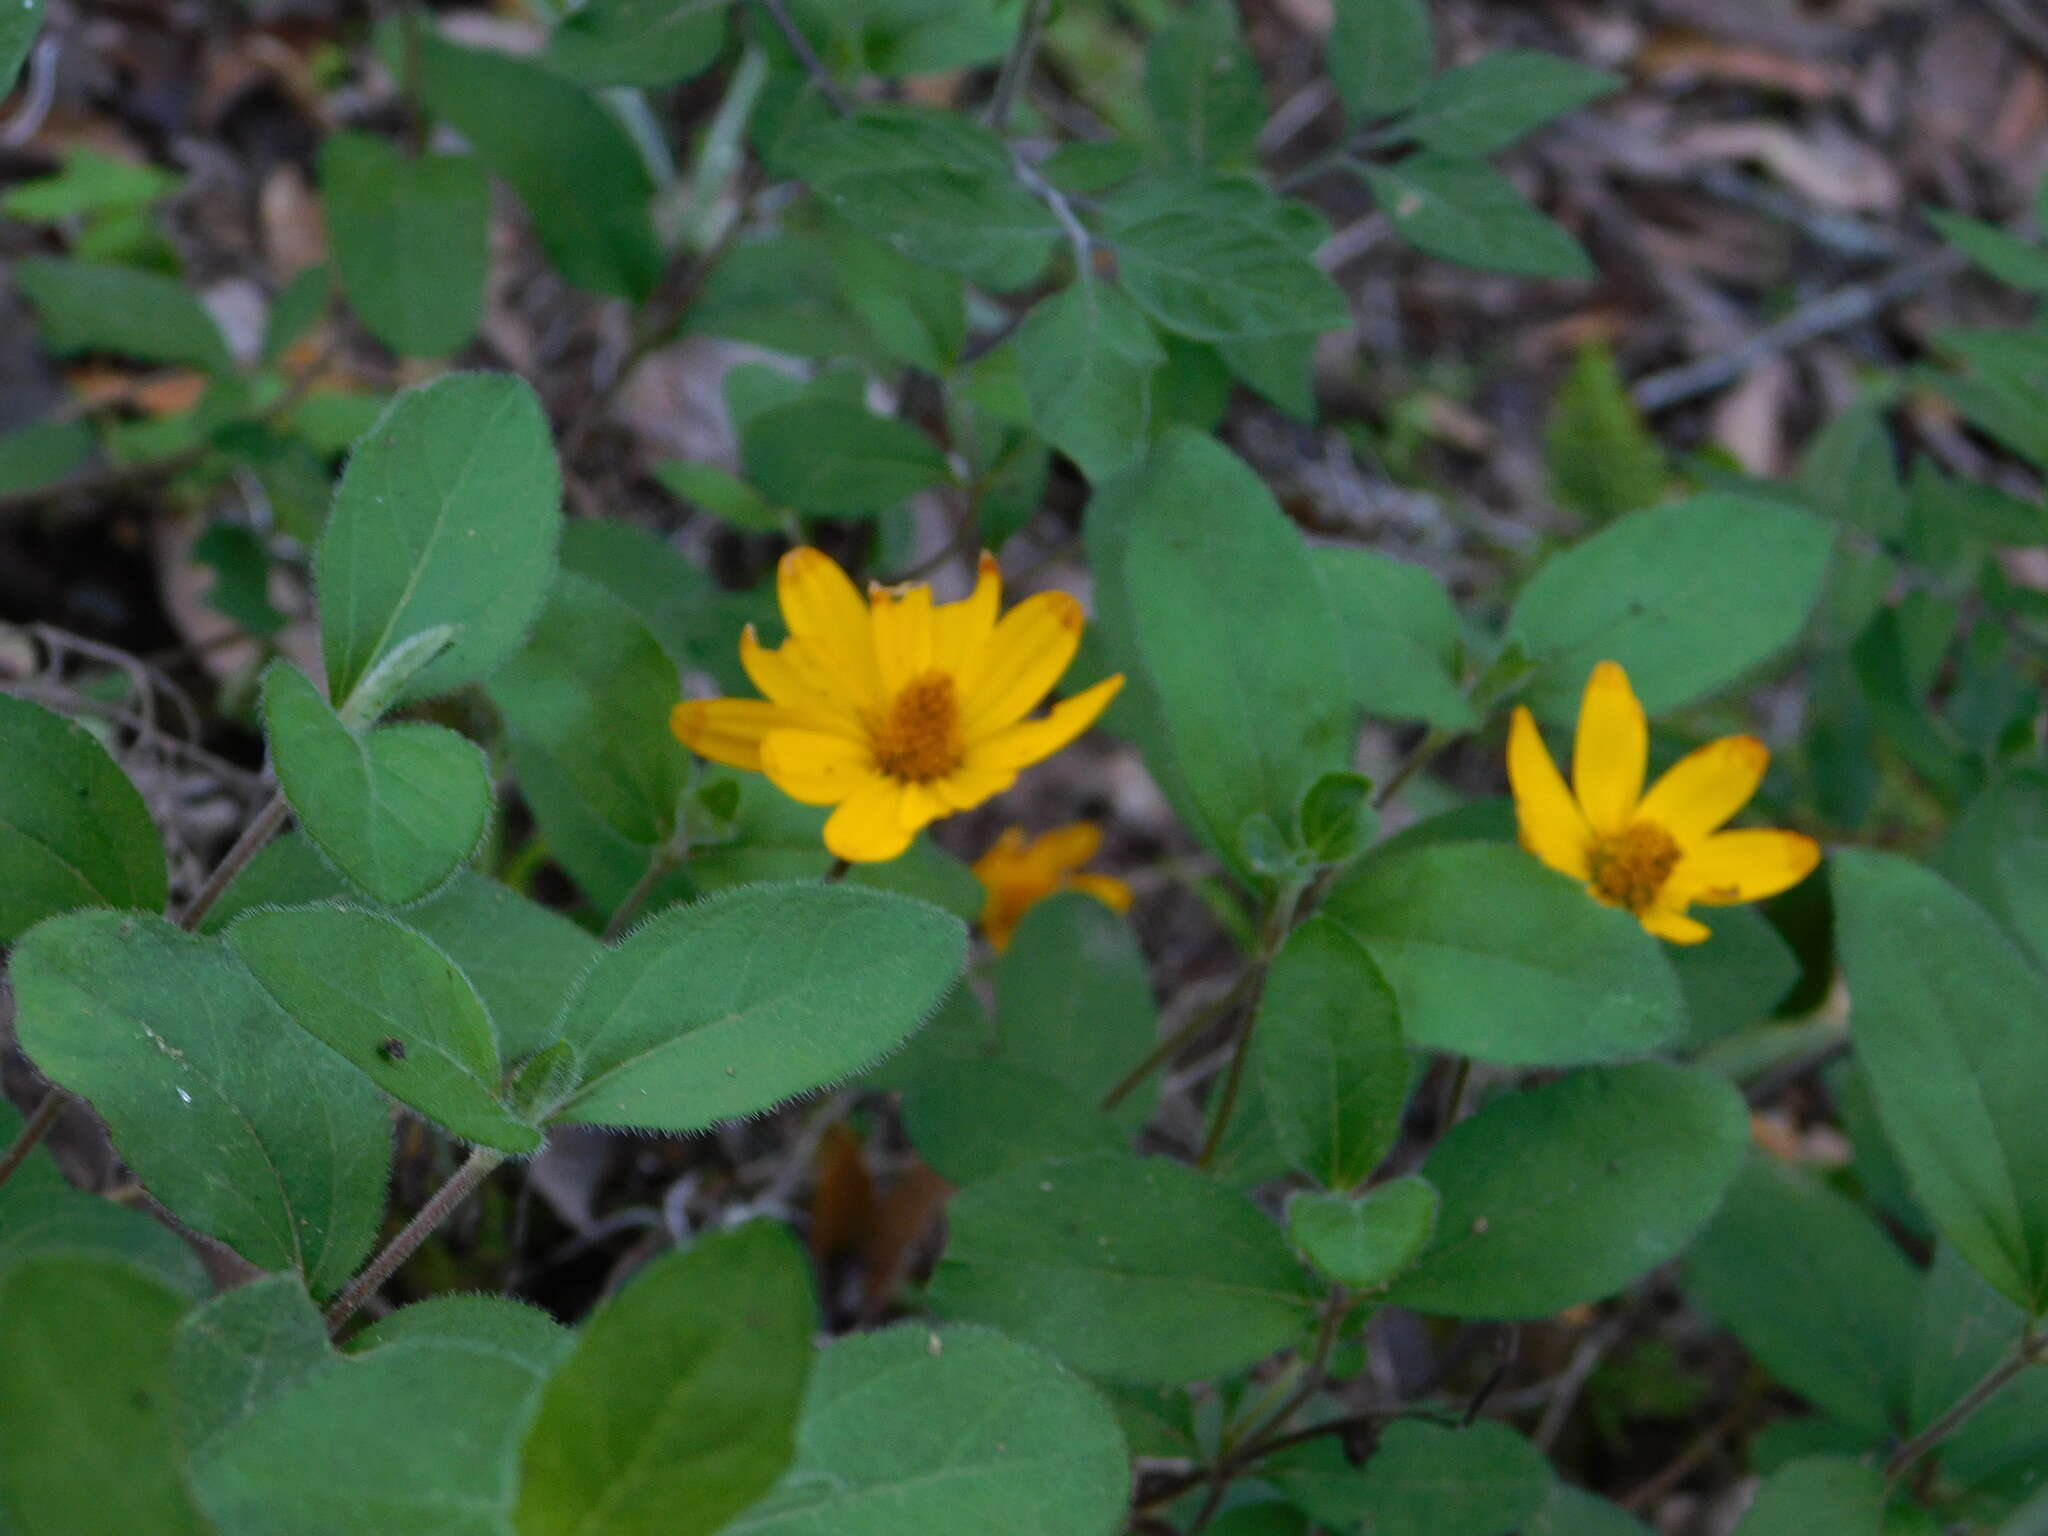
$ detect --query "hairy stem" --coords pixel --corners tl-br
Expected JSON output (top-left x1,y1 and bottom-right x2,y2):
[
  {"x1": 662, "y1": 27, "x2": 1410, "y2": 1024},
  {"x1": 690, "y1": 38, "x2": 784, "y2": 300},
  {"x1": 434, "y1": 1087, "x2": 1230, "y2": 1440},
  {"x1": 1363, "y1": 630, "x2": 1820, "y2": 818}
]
[
  {"x1": 1885, "y1": 1332, "x2": 2045, "y2": 1482},
  {"x1": 1194, "y1": 883, "x2": 1307, "y2": 1164},
  {"x1": 602, "y1": 848, "x2": 678, "y2": 942},
  {"x1": 325, "y1": 1146, "x2": 506, "y2": 1334}
]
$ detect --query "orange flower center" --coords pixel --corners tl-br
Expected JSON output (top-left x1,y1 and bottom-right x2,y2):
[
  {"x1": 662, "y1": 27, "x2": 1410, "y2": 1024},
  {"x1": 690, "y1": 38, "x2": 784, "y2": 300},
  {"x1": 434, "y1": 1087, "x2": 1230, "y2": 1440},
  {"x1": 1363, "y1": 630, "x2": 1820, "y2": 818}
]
[
  {"x1": 872, "y1": 670, "x2": 964, "y2": 783},
  {"x1": 1588, "y1": 822, "x2": 1682, "y2": 913}
]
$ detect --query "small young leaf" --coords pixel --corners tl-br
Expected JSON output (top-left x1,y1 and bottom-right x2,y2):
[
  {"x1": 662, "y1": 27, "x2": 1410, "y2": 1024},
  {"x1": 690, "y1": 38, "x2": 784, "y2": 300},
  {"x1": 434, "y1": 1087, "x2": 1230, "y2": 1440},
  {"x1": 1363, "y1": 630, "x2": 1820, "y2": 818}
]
[
  {"x1": 317, "y1": 372, "x2": 561, "y2": 712},
  {"x1": 1326, "y1": 0, "x2": 1433, "y2": 121},
  {"x1": 740, "y1": 396, "x2": 952, "y2": 516},
  {"x1": 1403, "y1": 50, "x2": 1620, "y2": 156},
  {"x1": 726, "y1": 1324, "x2": 1131, "y2": 1536},
  {"x1": 553, "y1": 883, "x2": 965, "y2": 1132},
  {"x1": 1286, "y1": 1176, "x2": 1439, "y2": 1290},
  {"x1": 1323, "y1": 842, "x2": 1684, "y2": 1066},
  {"x1": 1546, "y1": 343, "x2": 1666, "y2": 521},
  {"x1": 1013, "y1": 282, "x2": 1164, "y2": 481},
  {"x1": 15, "y1": 256, "x2": 232, "y2": 370},
  {"x1": 1365, "y1": 155, "x2": 1593, "y2": 279},
  {"x1": 230, "y1": 904, "x2": 539, "y2": 1153},
  {"x1": 1508, "y1": 493, "x2": 1834, "y2": 718},
  {"x1": 1731, "y1": 1457, "x2": 1885, "y2": 1536},
  {"x1": 320, "y1": 132, "x2": 489, "y2": 358},
  {"x1": 10, "y1": 911, "x2": 392, "y2": 1295},
  {"x1": 547, "y1": 0, "x2": 727, "y2": 88},
  {"x1": 1833, "y1": 850, "x2": 2048, "y2": 1314},
  {"x1": 931, "y1": 1152, "x2": 1318, "y2": 1383},
  {"x1": 488, "y1": 571, "x2": 684, "y2": 849},
  {"x1": 263, "y1": 664, "x2": 492, "y2": 906},
  {"x1": 407, "y1": 28, "x2": 661, "y2": 298},
  {"x1": 1253, "y1": 916, "x2": 1408, "y2": 1188},
  {"x1": 1928, "y1": 208, "x2": 2048, "y2": 292},
  {"x1": 1386, "y1": 1062, "x2": 1748, "y2": 1317},
  {"x1": 0, "y1": 692, "x2": 167, "y2": 942},
  {"x1": 0, "y1": 1255, "x2": 210, "y2": 1536},
  {"x1": 518, "y1": 1223, "x2": 814, "y2": 1536}
]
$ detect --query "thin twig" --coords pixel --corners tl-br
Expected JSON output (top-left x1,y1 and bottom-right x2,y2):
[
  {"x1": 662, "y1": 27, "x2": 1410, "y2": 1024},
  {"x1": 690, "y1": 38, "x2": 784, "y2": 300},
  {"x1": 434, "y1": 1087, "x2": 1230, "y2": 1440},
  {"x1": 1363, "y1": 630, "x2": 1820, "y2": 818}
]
[
  {"x1": 754, "y1": 0, "x2": 849, "y2": 115},
  {"x1": 0, "y1": 1087, "x2": 66, "y2": 1193},
  {"x1": 1884, "y1": 1332, "x2": 2045, "y2": 1482},
  {"x1": 984, "y1": 0, "x2": 1051, "y2": 130},
  {"x1": 1101, "y1": 970, "x2": 1254, "y2": 1112},
  {"x1": 325, "y1": 1146, "x2": 507, "y2": 1333},
  {"x1": 1373, "y1": 726, "x2": 1454, "y2": 808},
  {"x1": 602, "y1": 848, "x2": 677, "y2": 942},
  {"x1": 178, "y1": 791, "x2": 289, "y2": 931}
]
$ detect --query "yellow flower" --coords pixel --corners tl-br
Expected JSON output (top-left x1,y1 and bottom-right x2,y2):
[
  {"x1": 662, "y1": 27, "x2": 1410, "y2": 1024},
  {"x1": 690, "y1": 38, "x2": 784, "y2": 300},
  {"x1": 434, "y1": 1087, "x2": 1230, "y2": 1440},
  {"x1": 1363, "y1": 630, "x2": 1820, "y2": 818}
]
[
  {"x1": 671, "y1": 548, "x2": 1124, "y2": 864},
  {"x1": 1506, "y1": 660, "x2": 1820, "y2": 944},
  {"x1": 972, "y1": 823, "x2": 1135, "y2": 951}
]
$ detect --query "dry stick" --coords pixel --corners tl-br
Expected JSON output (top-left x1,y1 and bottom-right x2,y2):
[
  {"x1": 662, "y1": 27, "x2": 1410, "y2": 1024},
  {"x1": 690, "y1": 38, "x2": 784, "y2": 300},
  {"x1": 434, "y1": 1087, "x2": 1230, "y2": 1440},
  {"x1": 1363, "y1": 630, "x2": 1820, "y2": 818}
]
[
  {"x1": 325, "y1": 1146, "x2": 507, "y2": 1333},
  {"x1": 1630, "y1": 247, "x2": 1969, "y2": 414},
  {"x1": 1884, "y1": 1333, "x2": 2045, "y2": 1483}
]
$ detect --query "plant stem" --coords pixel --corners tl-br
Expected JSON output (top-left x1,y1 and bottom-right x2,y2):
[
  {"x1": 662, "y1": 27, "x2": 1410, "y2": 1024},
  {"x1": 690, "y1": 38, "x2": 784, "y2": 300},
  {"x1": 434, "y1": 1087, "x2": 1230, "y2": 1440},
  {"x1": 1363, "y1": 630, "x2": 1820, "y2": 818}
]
[
  {"x1": 1885, "y1": 1332, "x2": 2045, "y2": 1482},
  {"x1": 178, "y1": 791, "x2": 290, "y2": 931},
  {"x1": 1195, "y1": 883, "x2": 1307, "y2": 1164},
  {"x1": 0, "y1": 1087, "x2": 66, "y2": 1193},
  {"x1": 754, "y1": 0, "x2": 849, "y2": 115},
  {"x1": 325, "y1": 1146, "x2": 506, "y2": 1334},
  {"x1": 1373, "y1": 726, "x2": 1453, "y2": 809},
  {"x1": 822, "y1": 856, "x2": 851, "y2": 883},
  {"x1": 602, "y1": 848, "x2": 677, "y2": 942},
  {"x1": 1100, "y1": 971, "x2": 1252, "y2": 1112},
  {"x1": 985, "y1": 0, "x2": 1050, "y2": 129}
]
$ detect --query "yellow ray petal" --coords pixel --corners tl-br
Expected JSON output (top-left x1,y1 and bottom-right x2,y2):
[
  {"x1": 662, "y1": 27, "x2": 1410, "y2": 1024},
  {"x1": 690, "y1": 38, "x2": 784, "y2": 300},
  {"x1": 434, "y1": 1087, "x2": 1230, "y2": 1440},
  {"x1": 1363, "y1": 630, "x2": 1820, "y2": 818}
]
[
  {"x1": 1634, "y1": 734, "x2": 1770, "y2": 848},
  {"x1": 1508, "y1": 706, "x2": 1593, "y2": 880},
  {"x1": 895, "y1": 781, "x2": 949, "y2": 832},
  {"x1": 1068, "y1": 872, "x2": 1135, "y2": 914},
  {"x1": 741, "y1": 626, "x2": 862, "y2": 731},
  {"x1": 931, "y1": 552, "x2": 1002, "y2": 674},
  {"x1": 930, "y1": 763, "x2": 1017, "y2": 812},
  {"x1": 777, "y1": 548, "x2": 881, "y2": 706},
  {"x1": 870, "y1": 584, "x2": 935, "y2": 697},
  {"x1": 760, "y1": 729, "x2": 877, "y2": 807},
  {"x1": 1572, "y1": 661, "x2": 1648, "y2": 835},
  {"x1": 959, "y1": 590, "x2": 1086, "y2": 736},
  {"x1": 671, "y1": 698, "x2": 798, "y2": 772},
  {"x1": 1637, "y1": 904, "x2": 1711, "y2": 944},
  {"x1": 1667, "y1": 829, "x2": 1822, "y2": 906},
  {"x1": 967, "y1": 674, "x2": 1123, "y2": 772},
  {"x1": 1035, "y1": 822, "x2": 1103, "y2": 872},
  {"x1": 824, "y1": 779, "x2": 917, "y2": 863}
]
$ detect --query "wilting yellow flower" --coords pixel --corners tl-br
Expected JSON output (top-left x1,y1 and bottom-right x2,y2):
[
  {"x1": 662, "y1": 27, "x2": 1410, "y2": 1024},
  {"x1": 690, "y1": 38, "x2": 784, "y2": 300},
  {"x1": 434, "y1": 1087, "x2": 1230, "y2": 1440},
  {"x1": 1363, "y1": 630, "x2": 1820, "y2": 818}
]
[
  {"x1": 1507, "y1": 660, "x2": 1820, "y2": 944},
  {"x1": 672, "y1": 549, "x2": 1124, "y2": 863},
  {"x1": 973, "y1": 823, "x2": 1134, "y2": 951}
]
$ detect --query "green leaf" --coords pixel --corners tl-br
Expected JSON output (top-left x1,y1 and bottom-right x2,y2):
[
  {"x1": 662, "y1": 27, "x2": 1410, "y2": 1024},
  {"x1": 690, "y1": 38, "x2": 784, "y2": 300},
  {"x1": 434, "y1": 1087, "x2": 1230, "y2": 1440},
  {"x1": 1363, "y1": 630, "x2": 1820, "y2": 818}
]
[
  {"x1": 229, "y1": 904, "x2": 540, "y2": 1152},
  {"x1": 548, "y1": 0, "x2": 727, "y2": 87},
  {"x1": 654, "y1": 459, "x2": 784, "y2": 532},
  {"x1": 194, "y1": 1336, "x2": 549, "y2": 1535},
  {"x1": 403, "y1": 870, "x2": 603, "y2": 1062},
  {"x1": 0, "y1": 1255, "x2": 210, "y2": 1536},
  {"x1": 1546, "y1": 343, "x2": 1666, "y2": 521},
  {"x1": 1798, "y1": 395, "x2": 1906, "y2": 537},
  {"x1": 994, "y1": 891, "x2": 1160, "y2": 1124},
  {"x1": 931, "y1": 1152, "x2": 1318, "y2": 1383},
  {"x1": 489, "y1": 571, "x2": 684, "y2": 848},
  {"x1": 1254, "y1": 916, "x2": 1408, "y2": 1188},
  {"x1": 264, "y1": 260, "x2": 331, "y2": 364},
  {"x1": 1525, "y1": 1485, "x2": 1655, "y2": 1536},
  {"x1": 1013, "y1": 282, "x2": 1164, "y2": 481},
  {"x1": 1271, "y1": 1419, "x2": 1552, "y2": 1536},
  {"x1": 1364, "y1": 156, "x2": 1592, "y2": 279},
  {"x1": 174, "y1": 1275, "x2": 336, "y2": 1463},
  {"x1": 740, "y1": 396, "x2": 951, "y2": 516},
  {"x1": 784, "y1": 108, "x2": 1059, "y2": 291},
  {"x1": 14, "y1": 257, "x2": 232, "y2": 370},
  {"x1": 1324, "y1": 842, "x2": 1684, "y2": 1065},
  {"x1": 1286, "y1": 1176, "x2": 1439, "y2": 1290},
  {"x1": 1508, "y1": 493, "x2": 1834, "y2": 717},
  {"x1": 518, "y1": 1222, "x2": 813, "y2": 1536},
  {"x1": 557, "y1": 517, "x2": 760, "y2": 691},
  {"x1": 0, "y1": 417, "x2": 94, "y2": 494},
  {"x1": 0, "y1": 692, "x2": 167, "y2": 942},
  {"x1": 263, "y1": 664, "x2": 492, "y2": 905},
  {"x1": 553, "y1": 882, "x2": 964, "y2": 1131},
  {"x1": 1832, "y1": 849, "x2": 2048, "y2": 1314},
  {"x1": 317, "y1": 372, "x2": 562, "y2": 712},
  {"x1": 1111, "y1": 199, "x2": 1349, "y2": 342},
  {"x1": 347, "y1": 1294, "x2": 572, "y2": 1373},
  {"x1": 1314, "y1": 546, "x2": 1476, "y2": 729},
  {"x1": 1145, "y1": 0, "x2": 1263, "y2": 168},
  {"x1": 1327, "y1": 0, "x2": 1432, "y2": 121},
  {"x1": 1404, "y1": 50, "x2": 1620, "y2": 155},
  {"x1": 1668, "y1": 906, "x2": 1800, "y2": 1044},
  {"x1": 319, "y1": 133, "x2": 488, "y2": 358},
  {"x1": 193, "y1": 522, "x2": 287, "y2": 635},
  {"x1": 2, "y1": 0, "x2": 43, "y2": 94},
  {"x1": 1936, "y1": 767, "x2": 2048, "y2": 974},
  {"x1": 1089, "y1": 429, "x2": 1355, "y2": 882},
  {"x1": 1386, "y1": 1062, "x2": 1748, "y2": 1318},
  {"x1": 727, "y1": 1323, "x2": 1131, "y2": 1536},
  {"x1": 1928, "y1": 208, "x2": 2048, "y2": 292},
  {"x1": 10, "y1": 911, "x2": 391, "y2": 1294},
  {"x1": 1908, "y1": 1245, "x2": 2048, "y2": 1494},
  {"x1": 407, "y1": 28, "x2": 660, "y2": 297},
  {"x1": 824, "y1": 216, "x2": 968, "y2": 372},
  {"x1": 900, "y1": 1060, "x2": 1124, "y2": 1185},
  {"x1": 1684, "y1": 1156, "x2": 1918, "y2": 1436},
  {"x1": 1731, "y1": 1457, "x2": 1885, "y2": 1536}
]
